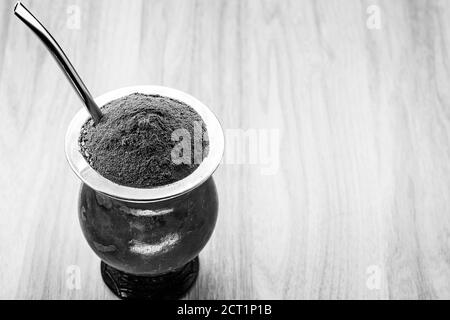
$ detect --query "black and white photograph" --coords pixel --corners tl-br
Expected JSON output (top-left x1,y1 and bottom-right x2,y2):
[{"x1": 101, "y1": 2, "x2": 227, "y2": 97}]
[{"x1": 1, "y1": 0, "x2": 450, "y2": 303}]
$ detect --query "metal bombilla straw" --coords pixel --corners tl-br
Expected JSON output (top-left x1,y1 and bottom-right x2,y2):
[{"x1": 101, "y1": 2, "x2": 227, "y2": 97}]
[{"x1": 14, "y1": 1, "x2": 103, "y2": 124}]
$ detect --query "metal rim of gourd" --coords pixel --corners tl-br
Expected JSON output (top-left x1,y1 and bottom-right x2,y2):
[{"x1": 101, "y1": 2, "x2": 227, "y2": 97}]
[{"x1": 65, "y1": 85, "x2": 224, "y2": 203}]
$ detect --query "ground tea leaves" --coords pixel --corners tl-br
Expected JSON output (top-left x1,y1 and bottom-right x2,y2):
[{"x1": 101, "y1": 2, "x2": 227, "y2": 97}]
[{"x1": 79, "y1": 93, "x2": 209, "y2": 188}]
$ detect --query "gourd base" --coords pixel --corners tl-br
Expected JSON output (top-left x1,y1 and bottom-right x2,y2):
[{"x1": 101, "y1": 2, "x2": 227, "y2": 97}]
[{"x1": 100, "y1": 257, "x2": 199, "y2": 300}]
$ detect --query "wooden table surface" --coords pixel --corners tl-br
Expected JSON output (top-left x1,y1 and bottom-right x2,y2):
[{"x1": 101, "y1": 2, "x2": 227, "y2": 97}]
[{"x1": 1, "y1": 0, "x2": 450, "y2": 300}]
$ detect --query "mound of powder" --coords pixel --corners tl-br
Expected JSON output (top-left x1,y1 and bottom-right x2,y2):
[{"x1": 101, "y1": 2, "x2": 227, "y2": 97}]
[{"x1": 79, "y1": 93, "x2": 209, "y2": 188}]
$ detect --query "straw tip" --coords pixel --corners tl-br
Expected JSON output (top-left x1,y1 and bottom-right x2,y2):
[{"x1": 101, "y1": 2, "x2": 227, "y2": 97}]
[{"x1": 14, "y1": 1, "x2": 22, "y2": 14}]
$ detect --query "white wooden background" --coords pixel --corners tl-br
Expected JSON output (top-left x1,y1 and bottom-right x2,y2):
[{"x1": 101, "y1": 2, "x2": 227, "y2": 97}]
[{"x1": 1, "y1": 0, "x2": 450, "y2": 299}]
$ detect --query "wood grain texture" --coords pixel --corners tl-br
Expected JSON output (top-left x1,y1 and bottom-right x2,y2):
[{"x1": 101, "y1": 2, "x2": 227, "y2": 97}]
[{"x1": 1, "y1": 0, "x2": 450, "y2": 299}]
